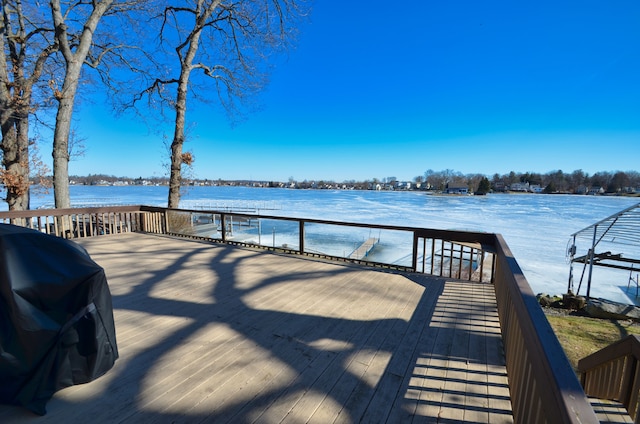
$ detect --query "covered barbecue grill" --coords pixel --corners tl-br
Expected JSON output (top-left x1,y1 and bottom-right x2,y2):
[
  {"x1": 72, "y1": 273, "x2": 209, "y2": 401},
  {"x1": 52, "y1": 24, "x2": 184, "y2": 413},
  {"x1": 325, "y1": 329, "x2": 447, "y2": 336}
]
[{"x1": 0, "y1": 223, "x2": 118, "y2": 415}]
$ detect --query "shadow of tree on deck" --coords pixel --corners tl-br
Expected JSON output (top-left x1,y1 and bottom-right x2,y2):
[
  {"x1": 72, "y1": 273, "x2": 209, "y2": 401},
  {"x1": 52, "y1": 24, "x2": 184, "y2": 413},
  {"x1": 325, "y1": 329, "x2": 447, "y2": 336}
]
[{"x1": 0, "y1": 235, "x2": 512, "y2": 423}]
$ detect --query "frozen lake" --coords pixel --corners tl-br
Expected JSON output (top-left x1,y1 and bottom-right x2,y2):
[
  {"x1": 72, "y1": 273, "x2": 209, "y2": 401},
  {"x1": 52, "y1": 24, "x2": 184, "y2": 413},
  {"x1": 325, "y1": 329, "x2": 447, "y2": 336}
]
[{"x1": 17, "y1": 185, "x2": 640, "y2": 304}]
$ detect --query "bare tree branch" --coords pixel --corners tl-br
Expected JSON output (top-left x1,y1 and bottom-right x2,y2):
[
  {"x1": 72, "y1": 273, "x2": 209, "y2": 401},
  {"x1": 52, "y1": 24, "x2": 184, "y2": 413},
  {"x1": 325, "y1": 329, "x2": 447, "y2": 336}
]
[{"x1": 144, "y1": 0, "x2": 308, "y2": 207}]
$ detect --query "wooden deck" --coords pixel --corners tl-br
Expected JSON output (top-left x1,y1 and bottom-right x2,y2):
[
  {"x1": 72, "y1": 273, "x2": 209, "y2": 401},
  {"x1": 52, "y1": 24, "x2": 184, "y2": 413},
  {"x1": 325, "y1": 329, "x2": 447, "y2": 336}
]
[{"x1": 0, "y1": 233, "x2": 513, "y2": 423}]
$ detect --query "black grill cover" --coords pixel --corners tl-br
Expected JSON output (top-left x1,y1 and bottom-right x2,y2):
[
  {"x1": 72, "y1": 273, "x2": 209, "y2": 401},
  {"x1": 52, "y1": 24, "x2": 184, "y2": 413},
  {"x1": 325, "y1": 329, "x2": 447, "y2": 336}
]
[{"x1": 0, "y1": 223, "x2": 118, "y2": 415}]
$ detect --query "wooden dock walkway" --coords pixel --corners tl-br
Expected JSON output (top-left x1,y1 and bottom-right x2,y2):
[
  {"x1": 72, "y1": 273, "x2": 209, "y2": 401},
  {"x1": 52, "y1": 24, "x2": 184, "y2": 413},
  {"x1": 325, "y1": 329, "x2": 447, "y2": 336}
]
[
  {"x1": 0, "y1": 233, "x2": 513, "y2": 423},
  {"x1": 348, "y1": 237, "x2": 379, "y2": 260}
]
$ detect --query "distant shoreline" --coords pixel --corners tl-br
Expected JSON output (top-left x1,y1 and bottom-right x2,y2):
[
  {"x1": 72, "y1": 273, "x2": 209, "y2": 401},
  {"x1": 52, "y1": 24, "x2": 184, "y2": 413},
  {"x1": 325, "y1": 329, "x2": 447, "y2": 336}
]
[{"x1": 60, "y1": 182, "x2": 640, "y2": 198}]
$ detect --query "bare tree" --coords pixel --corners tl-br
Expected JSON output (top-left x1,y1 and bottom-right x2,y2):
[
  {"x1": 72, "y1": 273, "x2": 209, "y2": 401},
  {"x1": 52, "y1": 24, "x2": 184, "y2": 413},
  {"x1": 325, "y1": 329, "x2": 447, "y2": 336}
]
[
  {"x1": 2, "y1": 0, "x2": 148, "y2": 210},
  {"x1": 137, "y1": 0, "x2": 306, "y2": 208},
  {"x1": 424, "y1": 169, "x2": 464, "y2": 192},
  {"x1": 627, "y1": 171, "x2": 640, "y2": 190},
  {"x1": 608, "y1": 171, "x2": 630, "y2": 193},
  {"x1": 49, "y1": 0, "x2": 118, "y2": 208},
  {"x1": 49, "y1": 0, "x2": 156, "y2": 208},
  {"x1": 569, "y1": 169, "x2": 587, "y2": 192},
  {"x1": 465, "y1": 173, "x2": 485, "y2": 192},
  {"x1": 1, "y1": 1, "x2": 57, "y2": 210}
]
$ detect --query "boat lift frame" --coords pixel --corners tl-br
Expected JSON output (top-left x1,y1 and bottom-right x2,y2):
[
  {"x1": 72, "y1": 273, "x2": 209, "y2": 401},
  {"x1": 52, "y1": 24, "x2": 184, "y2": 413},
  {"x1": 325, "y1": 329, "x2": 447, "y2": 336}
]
[{"x1": 567, "y1": 202, "x2": 640, "y2": 298}]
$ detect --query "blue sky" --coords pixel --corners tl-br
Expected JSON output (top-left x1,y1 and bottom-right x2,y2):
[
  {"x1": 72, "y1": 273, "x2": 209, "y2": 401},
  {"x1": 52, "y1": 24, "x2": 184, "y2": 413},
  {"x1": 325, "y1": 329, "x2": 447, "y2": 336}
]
[{"x1": 65, "y1": 0, "x2": 640, "y2": 182}]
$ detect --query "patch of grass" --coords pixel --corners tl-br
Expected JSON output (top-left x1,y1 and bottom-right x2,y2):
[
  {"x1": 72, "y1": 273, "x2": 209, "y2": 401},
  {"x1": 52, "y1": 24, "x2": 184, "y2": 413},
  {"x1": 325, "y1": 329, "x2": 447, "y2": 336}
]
[{"x1": 545, "y1": 313, "x2": 640, "y2": 372}]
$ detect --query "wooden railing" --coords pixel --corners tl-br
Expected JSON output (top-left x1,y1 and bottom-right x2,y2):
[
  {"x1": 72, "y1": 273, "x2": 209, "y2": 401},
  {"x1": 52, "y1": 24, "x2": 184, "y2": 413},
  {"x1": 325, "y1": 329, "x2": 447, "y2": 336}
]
[
  {"x1": 141, "y1": 206, "x2": 497, "y2": 281},
  {"x1": 0, "y1": 205, "x2": 601, "y2": 422},
  {"x1": 579, "y1": 335, "x2": 640, "y2": 420},
  {"x1": 492, "y1": 233, "x2": 599, "y2": 423},
  {"x1": 0, "y1": 206, "x2": 166, "y2": 238}
]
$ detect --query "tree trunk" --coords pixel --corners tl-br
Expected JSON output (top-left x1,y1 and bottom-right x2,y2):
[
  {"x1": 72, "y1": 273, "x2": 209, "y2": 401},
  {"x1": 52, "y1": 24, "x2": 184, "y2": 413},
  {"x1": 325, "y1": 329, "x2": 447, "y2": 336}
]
[
  {"x1": 167, "y1": 140, "x2": 183, "y2": 208},
  {"x1": 0, "y1": 8, "x2": 30, "y2": 211},
  {"x1": 167, "y1": 73, "x2": 189, "y2": 208},
  {"x1": 1, "y1": 117, "x2": 30, "y2": 210},
  {"x1": 50, "y1": 0, "x2": 113, "y2": 209},
  {"x1": 52, "y1": 73, "x2": 79, "y2": 209},
  {"x1": 167, "y1": 13, "x2": 207, "y2": 208}
]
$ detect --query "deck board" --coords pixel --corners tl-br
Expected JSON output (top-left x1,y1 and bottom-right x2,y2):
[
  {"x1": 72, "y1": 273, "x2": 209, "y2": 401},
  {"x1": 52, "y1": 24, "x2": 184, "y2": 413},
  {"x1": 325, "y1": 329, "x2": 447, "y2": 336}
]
[
  {"x1": 590, "y1": 398, "x2": 633, "y2": 423},
  {"x1": 0, "y1": 233, "x2": 513, "y2": 423}
]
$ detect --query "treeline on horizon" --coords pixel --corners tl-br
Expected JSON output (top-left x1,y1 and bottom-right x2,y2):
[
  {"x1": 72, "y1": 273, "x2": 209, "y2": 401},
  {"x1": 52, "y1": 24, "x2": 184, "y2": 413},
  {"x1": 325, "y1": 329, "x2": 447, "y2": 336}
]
[
  {"x1": 417, "y1": 168, "x2": 640, "y2": 194},
  {"x1": 40, "y1": 168, "x2": 640, "y2": 194}
]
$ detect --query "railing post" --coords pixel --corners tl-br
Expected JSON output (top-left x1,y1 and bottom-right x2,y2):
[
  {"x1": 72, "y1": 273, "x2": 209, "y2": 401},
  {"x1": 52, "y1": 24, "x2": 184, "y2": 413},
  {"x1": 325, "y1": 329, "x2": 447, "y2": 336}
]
[
  {"x1": 479, "y1": 250, "x2": 485, "y2": 283},
  {"x1": 221, "y1": 213, "x2": 227, "y2": 242},
  {"x1": 431, "y1": 238, "x2": 436, "y2": 275},
  {"x1": 619, "y1": 354, "x2": 636, "y2": 410},
  {"x1": 421, "y1": 237, "x2": 427, "y2": 273},
  {"x1": 299, "y1": 221, "x2": 305, "y2": 254},
  {"x1": 586, "y1": 225, "x2": 598, "y2": 299},
  {"x1": 140, "y1": 212, "x2": 147, "y2": 232},
  {"x1": 411, "y1": 232, "x2": 418, "y2": 272}
]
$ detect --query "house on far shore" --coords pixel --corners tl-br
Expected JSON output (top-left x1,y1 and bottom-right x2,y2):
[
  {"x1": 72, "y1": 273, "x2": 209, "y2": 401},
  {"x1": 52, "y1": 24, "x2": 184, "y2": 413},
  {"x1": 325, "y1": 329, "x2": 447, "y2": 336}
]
[
  {"x1": 509, "y1": 182, "x2": 529, "y2": 192},
  {"x1": 444, "y1": 185, "x2": 469, "y2": 195},
  {"x1": 529, "y1": 184, "x2": 543, "y2": 193},
  {"x1": 492, "y1": 181, "x2": 507, "y2": 192},
  {"x1": 588, "y1": 186, "x2": 605, "y2": 195},
  {"x1": 575, "y1": 185, "x2": 588, "y2": 195}
]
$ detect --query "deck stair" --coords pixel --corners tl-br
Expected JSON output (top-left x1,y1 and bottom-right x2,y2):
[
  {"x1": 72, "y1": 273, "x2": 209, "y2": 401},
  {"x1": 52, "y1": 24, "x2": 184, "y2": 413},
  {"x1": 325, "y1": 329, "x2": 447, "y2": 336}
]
[
  {"x1": 580, "y1": 335, "x2": 640, "y2": 423},
  {"x1": 590, "y1": 398, "x2": 633, "y2": 423}
]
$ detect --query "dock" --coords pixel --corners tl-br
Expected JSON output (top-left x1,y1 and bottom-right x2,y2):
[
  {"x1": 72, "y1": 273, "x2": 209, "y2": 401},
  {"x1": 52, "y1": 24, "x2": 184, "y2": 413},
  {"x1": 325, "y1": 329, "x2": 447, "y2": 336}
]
[{"x1": 348, "y1": 237, "x2": 379, "y2": 260}]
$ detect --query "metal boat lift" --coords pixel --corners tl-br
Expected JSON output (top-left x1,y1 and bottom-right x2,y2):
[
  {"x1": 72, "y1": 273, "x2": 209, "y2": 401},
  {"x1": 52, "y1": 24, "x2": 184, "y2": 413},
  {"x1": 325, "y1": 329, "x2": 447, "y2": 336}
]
[{"x1": 567, "y1": 202, "x2": 640, "y2": 298}]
